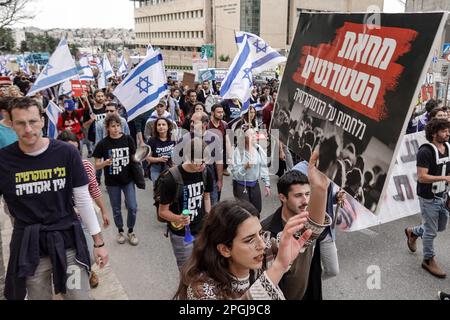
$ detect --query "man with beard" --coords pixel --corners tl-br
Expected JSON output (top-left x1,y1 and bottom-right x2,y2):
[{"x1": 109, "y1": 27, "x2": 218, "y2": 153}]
[
  {"x1": 197, "y1": 81, "x2": 214, "y2": 104},
  {"x1": 261, "y1": 168, "x2": 330, "y2": 299},
  {"x1": 83, "y1": 90, "x2": 107, "y2": 183},
  {"x1": 208, "y1": 104, "x2": 231, "y2": 178},
  {"x1": 405, "y1": 118, "x2": 450, "y2": 279}
]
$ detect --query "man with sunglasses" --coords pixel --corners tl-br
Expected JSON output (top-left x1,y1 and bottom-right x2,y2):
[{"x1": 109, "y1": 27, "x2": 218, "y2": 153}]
[{"x1": 95, "y1": 102, "x2": 130, "y2": 142}]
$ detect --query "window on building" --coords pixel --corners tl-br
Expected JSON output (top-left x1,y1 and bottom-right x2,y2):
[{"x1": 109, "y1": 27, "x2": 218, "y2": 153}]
[{"x1": 240, "y1": 0, "x2": 260, "y2": 36}]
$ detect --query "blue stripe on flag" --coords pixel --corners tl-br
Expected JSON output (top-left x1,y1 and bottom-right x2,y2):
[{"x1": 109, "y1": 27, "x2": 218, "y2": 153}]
[
  {"x1": 251, "y1": 52, "x2": 283, "y2": 70},
  {"x1": 221, "y1": 41, "x2": 251, "y2": 96},
  {"x1": 31, "y1": 68, "x2": 79, "y2": 92},
  {"x1": 236, "y1": 35, "x2": 244, "y2": 44},
  {"x1": 127, "y1": 84, "x2": 168, "y2": 118},
  {"x1": 123, "y1": 54, "x2": 163, "y2": 86}
]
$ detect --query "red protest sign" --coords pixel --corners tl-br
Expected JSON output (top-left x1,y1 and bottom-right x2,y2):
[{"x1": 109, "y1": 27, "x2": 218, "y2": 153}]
[{"x1": 71, "y1": 80, "x2": 89, "y2": 97}]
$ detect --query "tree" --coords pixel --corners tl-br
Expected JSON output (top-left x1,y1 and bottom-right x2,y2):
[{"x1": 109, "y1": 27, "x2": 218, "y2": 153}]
[
  {"x1": 22, "y1": 32, "x2": 58, "y2": 53},
  {"x1": 69, "y1": 43, "x2": 81, "y2": 58},
  {"x1": 0, "y1": 27, "x2": 15, "y2": 52},
  {"x1": 0, "y1": 0, "x2": 34, "y2": 29}
]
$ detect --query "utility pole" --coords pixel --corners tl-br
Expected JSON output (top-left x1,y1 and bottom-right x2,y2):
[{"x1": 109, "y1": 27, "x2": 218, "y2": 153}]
[
  {"x1": 213, "y1": 0, "x2": 217, "y2": 68},
  {"x1": 445, "y1": 63, "x2": 450, "y2": 107}
]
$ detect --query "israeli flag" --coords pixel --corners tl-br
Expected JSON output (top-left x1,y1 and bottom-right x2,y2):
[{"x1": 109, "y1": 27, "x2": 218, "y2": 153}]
[
  {"x1": 147, "y1": 44, "x2": 155, "y2": 56},
  {"x1": 19, "y1": 57, "x2": 31, "y2": 75},
  {"x1": 27, "y1": 38, "x2": 79, "y2": 97},
  {"x1": 46, "y1": 101, "x2": 63, "y2": 139},
  {"x1": 79, "y1": 56, "x2": 94, "y2": 81},
  {"x1": 235, "y1": 31, "x2": 286, "y2": 74},
  {"x1": 113, "y1": 51, "x2": 168, "y2": 122},
  {"x1": 220, "y1": 35, "x2": 253, "y2": 109},
  {"x1": 117, "y1": 55, "x2": 129, "y2": 77},
  {"x1": 102, "y1": 53, "x2": 115, "y2": 79},
  {"x1": 58, "y1": 80, "x2": 73, "y2": 97},
  {"x1": 97, "y1": 59, "x2": 106, "y2": 90}
]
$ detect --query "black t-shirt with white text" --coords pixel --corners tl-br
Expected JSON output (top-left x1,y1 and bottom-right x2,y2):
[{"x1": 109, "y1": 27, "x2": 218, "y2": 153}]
[
  {"x1": 83, "y1": 106, "x2": 106, "y2": 143},
  {"x1": 93, "y1": 135, "x2": 136, "y2": 186},
  {"x1": 0, "y1": 140, "x2": 88, "y2": 224},
  {"x1": 416, "y1": 143, "x2": 450, "y2": 199},
  {"x1": 147, "y1": 137, "x2": 175, "y2": 169},
  {"x1": 159, "y1": 165, "x2": 213, "y2": 236}
]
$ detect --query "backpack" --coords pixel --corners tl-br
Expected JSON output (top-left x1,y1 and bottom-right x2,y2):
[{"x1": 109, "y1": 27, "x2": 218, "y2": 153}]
[{"x1": 153, "y1": 166, "x2": 208, "y2": 223}]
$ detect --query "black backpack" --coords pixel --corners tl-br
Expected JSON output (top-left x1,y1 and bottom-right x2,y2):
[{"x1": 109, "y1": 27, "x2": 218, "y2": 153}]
[{"x1": 153, "y1": 166, "x2": 208, "y2": 223}]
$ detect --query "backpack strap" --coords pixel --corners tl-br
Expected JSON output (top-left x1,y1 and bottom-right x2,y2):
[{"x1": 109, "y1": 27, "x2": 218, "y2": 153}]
[{"x1": 169, "y1": 166, "x2": 184, "y2": 214}]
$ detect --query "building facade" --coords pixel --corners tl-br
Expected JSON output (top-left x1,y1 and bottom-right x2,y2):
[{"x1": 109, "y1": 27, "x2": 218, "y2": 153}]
[{"x1": 132, "y1": 0, "x2": 384, "y2": 70}]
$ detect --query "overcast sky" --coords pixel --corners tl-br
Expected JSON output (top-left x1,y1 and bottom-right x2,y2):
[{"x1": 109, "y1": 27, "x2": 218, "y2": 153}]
[
  {"x1": 17, "y1": 0, "x2": 404, "y2": 30},
  {"x1": 17, "y1": 0, "x2": 136, "y2": 29}
]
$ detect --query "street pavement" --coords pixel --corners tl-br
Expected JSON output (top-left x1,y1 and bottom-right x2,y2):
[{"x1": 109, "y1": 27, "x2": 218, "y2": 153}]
[
  {"x1": 100, "y1": 174, "x2": 450, "y2": 300},
  {"x1": 1, "y1": 173, "x2": 449, "y2": 300}
]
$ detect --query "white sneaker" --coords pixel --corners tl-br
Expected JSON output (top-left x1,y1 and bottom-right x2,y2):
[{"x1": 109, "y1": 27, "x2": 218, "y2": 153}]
[
  {"x1": 128, "y1": 233, "x2": 139, "y2": 246},
  {"x1": 116, "y1": 232, "x2": 126, "y2": 244}
]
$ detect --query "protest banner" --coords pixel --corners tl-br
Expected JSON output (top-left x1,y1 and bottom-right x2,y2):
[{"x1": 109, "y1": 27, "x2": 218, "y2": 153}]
[
  {"x1": 337, "y1": 131, "x2": 425, "y2": 231},
  {"x1": 272, "y1": 12, "x2": 447, "y2": 213}
]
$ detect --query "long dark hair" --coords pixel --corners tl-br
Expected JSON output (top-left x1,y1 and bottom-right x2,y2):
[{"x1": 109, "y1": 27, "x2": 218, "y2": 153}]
[
  {"x1": 152, "y1": 117, "x2": 173, "y2": 141},
  {"x1": 173, "y1": 200, "x2": 259, "y2": 300}
]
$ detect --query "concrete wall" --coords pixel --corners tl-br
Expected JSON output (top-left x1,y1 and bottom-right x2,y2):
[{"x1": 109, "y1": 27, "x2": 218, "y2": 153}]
[
  {"x1": 260, "y1": 0, "x2": 289, "y2": 50},
  {"x1": 214, "y1": 0, "x2": 240, "y2": 68},
  {"x1": 133, "y1": 0, "x2": 385, "y2": 68}
]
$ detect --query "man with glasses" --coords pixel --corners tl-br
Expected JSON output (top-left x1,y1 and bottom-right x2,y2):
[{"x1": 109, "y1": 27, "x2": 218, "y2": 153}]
[
  {"x1": 0, "y1": 97, "x2": 108, "y2": 300},
  {"x1": 158, "y1": 137, "x2": 213, "y2": 271},
  {"x1": 95, "y1": 102, "x2": 130, "y2": 142}
]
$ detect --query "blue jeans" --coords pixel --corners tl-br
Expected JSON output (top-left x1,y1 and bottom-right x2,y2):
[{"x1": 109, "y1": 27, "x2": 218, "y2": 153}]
[
  {"x1": 169, "y1": 231, "x2": 193, "y2": 271},
  {"x1": 412, "y1": 196, "x2": 449, "y2": 259},
  {"x1": 106, "y1": 182, "x2": 138, "y2": 230},
  {"x1": 210, "y1": 175, "x2": 219, "y2": 206},
  {"x1": 150, "y1": 164, "x2": 169, "y2": 184}
]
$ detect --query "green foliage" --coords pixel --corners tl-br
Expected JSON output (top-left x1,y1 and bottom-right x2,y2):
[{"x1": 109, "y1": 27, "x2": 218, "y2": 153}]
[
  {"x1": 22, "y1": 32, "x2": 58, "y2": 53},
  {"x1": 0, "y1": 28, "x2": 16, "y2": 52},
  {"x1": 219, "y1": 54, "x2": 230, "y2": 62}
]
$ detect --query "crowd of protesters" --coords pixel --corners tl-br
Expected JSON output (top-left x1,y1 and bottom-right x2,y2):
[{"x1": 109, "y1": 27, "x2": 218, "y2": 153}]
[{"x1": 0, "y1": 67, "x2": 449, "y2": 300}]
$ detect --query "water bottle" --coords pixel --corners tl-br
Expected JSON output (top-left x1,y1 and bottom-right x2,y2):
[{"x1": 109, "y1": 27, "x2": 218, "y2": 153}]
[{"x1": 183, "y1": 209, "x2": 194, "y2": 244}]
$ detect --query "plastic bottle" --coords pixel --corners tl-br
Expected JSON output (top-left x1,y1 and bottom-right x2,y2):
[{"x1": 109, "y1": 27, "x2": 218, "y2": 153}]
[{"x1": 183, "y1": 209, "x2": 194, "y2": 244}]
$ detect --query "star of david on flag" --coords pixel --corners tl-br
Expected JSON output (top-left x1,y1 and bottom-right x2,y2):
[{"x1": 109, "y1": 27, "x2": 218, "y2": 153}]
[
  {"x1": 220, "y1": 35, "x2": 253, "y2": 112},
  {"x1": 235, "y1": 31, "x2": 287, "y2": 74},
  {"x1": 113, "y1": 51, "x2": 168, "y2": 122},
  {"x1": 27, "y1": 38, "x2": 79, "y2": 97}
]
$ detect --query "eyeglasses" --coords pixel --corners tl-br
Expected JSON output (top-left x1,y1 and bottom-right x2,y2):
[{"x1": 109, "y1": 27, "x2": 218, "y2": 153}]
[
  {"x1": 13, "y1": 119, "x2": 41, "y2": 128},
  {"x1": 246, "y1": 231, "x2": 268, "y2": 250}
]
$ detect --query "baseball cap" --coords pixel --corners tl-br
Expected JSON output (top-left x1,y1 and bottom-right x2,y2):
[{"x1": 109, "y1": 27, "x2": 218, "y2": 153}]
[
  {"x1": 64, "y1": 99, "x2": 76, "y2": 111},
  {"x1": 0, "y1": 76, "x2": 12, "y2": 87}
]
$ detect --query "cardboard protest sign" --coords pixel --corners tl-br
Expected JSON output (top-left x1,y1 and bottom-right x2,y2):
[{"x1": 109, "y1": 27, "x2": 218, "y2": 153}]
[
  {"x1": 271, "y1": 12, "x2": 447, "y2": 213},
  {"x1": 70, "y1": 80, "x2": 89, "y2": 97},
  {"x1": 182, "y1": 72, "x2": 196, "y2": 89}
]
